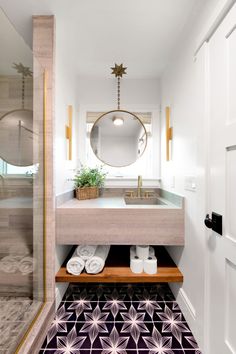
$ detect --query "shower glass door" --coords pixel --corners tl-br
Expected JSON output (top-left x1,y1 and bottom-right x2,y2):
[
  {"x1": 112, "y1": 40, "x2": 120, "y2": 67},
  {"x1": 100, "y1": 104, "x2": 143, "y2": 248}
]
[{"x1": 0, "y1": 7, "x2": 45, "y2": 353}]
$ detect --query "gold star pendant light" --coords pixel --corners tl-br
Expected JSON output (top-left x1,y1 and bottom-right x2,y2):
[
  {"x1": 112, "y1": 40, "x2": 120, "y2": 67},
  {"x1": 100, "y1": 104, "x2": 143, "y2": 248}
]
[
  {"x1": 12, "y1": 63, "x2": 33, "y2": 110},
  {"x1": 110, "y1": 63, "x2": 127, "y2": 78},
  {"x1": 12, "y1": 62, "x2": 33, "y2": 77}
]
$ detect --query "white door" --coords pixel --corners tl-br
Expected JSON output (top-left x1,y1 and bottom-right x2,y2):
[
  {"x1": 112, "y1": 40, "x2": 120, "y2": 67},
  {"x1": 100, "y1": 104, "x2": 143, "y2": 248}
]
[{"x1": 206, "y1": 3, "x2": 236, "y2": 354}]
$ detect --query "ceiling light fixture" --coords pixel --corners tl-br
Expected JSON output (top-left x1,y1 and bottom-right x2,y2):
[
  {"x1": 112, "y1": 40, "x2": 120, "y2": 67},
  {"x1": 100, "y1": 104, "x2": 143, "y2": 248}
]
[{"x1": 112, "y1": 116, "x2": 124, "y2": 126}]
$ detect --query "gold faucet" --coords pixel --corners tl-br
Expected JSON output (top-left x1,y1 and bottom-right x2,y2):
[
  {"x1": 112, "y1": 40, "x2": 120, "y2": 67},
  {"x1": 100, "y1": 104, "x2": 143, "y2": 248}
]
[{"x1": 137, "y1": 175, "x2": 142, "y2": 198}]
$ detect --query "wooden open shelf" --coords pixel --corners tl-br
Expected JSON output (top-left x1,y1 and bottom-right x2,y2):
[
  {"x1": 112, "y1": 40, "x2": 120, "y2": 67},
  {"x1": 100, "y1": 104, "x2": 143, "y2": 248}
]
[{"x1": 56, "y1": 246, "x2": 183, "y2": 283}]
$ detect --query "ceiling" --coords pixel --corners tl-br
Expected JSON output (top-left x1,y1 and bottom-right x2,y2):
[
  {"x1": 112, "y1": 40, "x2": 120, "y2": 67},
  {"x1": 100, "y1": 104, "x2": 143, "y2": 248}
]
[
  {"x1": 0, "y1": 8, "x2": 32, "y2": 75},
  {"x1": 0, "y1": 0, "x2": 205, "y2": 78}
]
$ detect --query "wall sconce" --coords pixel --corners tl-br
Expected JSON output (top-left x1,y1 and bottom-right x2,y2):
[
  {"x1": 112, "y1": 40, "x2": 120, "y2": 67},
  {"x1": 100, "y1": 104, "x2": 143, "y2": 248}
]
[
  {"x1": 166, "y1": 106, "x2": 173, "y2": 161},
  {"x1": 65, "y1": 105, "x2": 72, "y2": 160}
]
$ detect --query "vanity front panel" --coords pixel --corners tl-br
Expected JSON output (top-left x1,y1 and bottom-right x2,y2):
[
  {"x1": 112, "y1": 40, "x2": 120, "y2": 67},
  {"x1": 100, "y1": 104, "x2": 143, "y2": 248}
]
[{"x1": 56, "y1": 205, "x2": 184, "y2": 245}]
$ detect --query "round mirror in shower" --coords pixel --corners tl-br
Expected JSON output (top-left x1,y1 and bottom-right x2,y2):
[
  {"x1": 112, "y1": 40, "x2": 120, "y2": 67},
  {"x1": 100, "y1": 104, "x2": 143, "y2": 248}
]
[
  {"x1": 0, "y1": 109, "x2": 34, "y2": 166},
  {"x1": 90, "y1": 110, "x2": 147, "y2": 167}
]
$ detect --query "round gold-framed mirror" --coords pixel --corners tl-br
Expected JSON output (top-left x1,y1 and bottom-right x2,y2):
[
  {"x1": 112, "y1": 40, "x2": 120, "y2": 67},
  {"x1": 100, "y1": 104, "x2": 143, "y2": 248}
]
[
  {"x1": 0, "y1": 62, "x2": 34, "y2": 166},
  {"x1": 0, "y1": 108, "x2": 34, "y2": 166},
  {"x1": 90, "y1": 109, "x2": 147, "y2": 167}
]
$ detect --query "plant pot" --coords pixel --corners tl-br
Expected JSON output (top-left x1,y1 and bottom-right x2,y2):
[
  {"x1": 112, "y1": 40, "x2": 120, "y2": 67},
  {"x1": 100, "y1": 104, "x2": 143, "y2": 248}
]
[{"x1": 75, "y1": 186, "x2": 99, "y2": 200}]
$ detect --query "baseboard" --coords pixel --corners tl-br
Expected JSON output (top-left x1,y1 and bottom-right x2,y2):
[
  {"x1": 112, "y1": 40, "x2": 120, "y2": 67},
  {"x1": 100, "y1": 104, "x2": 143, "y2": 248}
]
[
  {"x1": 173, "y1": 286, "x2": 203, "y2": 351},
  {"x1": 178, "y1": 288, "x2": 196, "y2": 319}
]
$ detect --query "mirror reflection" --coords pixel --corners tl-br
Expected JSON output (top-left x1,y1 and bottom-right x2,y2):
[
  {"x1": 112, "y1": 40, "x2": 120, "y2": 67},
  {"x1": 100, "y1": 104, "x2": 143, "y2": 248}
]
[
  {"x1": 0, "y1": 6, "x2": 45, "y2": 353},
  {"x1": 0, "y1": 109, "x2": 34, "y2": 166},
  {"x1": 90, "y1": 110, "x2": 147, "y2": 167}
]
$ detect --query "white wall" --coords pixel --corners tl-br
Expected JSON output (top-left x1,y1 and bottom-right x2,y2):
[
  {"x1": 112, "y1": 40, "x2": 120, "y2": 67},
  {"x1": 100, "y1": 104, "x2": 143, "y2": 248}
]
[
  {"x1": 55, "y1": 62, "x2": 78, "y2": 195},
  {"x1": 76, "y1": 77, "x2": 160, "y2": 106},
  {"x1": 54, "y1": 19, "x2": 78, "y2": 305},
  {"x1": 160, "y1": 0, "x2": 224, "y2": 350}
]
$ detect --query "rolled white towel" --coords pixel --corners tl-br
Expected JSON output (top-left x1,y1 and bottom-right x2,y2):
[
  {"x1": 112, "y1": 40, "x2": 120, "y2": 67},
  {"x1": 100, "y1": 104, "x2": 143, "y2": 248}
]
[
  {"x1": 66, "y1": 251, "x2": 85, "y2": 275},
  {"x1": 76, "y1": 245, "x2": 97, "y2": 260},
  {"x1": 0, "y1": 255, "x2": 21, "y2": 273},
  {"x1": 85, "y1": 245, "x2": 110, "y2": 274},
  {"x1": 19, "y1": 256, "x2": 35, "y2": 275}
]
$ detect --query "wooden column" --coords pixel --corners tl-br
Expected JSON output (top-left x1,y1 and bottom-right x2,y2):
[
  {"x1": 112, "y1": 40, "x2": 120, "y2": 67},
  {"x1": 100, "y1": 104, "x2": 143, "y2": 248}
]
[
  {"x1": 17, "y1": 16, "x2": 56, "y2": 354},
  {"x1": 33, "y1": 15, "x2": 55, "y2": 303}
]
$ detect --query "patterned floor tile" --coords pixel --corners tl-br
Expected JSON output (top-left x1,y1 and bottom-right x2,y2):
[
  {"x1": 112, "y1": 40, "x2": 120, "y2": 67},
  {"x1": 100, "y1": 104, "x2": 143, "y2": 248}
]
[
  {"x1": 39, "y1": 351, "x2": 91, "y2": 354},
  {"x1": 39, "y1": 350, "x2": 201, "y2": 354},
  {"x1": 63, "y1": 283, "x2": 175, "y2": 302},
  {"x1": 41, "y1": 283, "x2": 202, "y2": 353}
]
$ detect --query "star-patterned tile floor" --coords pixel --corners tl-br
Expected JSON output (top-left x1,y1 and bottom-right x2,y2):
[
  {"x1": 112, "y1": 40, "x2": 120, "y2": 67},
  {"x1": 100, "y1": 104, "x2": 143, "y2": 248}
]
[{"x1": 40, "y1": 283, "x2": 202, "y2": 354}]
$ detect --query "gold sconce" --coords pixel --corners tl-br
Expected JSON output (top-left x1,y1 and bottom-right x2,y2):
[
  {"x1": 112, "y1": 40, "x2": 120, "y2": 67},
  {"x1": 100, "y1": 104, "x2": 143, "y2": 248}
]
[
  {"x1": 166, "y1": 106, "x2": 173, "y2": 161},
  {"x1": 65, "y1": 105, "x2": 72, "y2": 160}
]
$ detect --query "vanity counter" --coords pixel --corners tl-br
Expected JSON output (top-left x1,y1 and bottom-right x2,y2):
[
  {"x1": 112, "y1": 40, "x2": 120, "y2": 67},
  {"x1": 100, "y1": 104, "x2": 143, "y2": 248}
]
[
  {"x1": 56, "y1": 190, "x2": 184, "y2": 245},
  {"x1": 0, "y1": 196, "x2": 32, "y2": 209},
  {"x1": 57, "y1": 196, "x2": 179, "y2": 209}
]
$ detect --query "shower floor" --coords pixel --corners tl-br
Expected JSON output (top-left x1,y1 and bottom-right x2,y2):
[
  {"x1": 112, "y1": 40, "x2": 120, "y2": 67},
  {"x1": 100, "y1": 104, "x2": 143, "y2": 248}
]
[
  {"x1": 40, "y1": 283, "x2": 202, "y2": 353},
  {"x1": 0, "y1": 296, "x2": 42, "y2": 353}
]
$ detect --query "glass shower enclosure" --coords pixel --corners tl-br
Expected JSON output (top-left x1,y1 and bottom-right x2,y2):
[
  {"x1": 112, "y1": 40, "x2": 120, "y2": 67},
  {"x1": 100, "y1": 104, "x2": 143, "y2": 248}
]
[{"x1": 0, "y1": 7, "x2": 45, "y2": 353}]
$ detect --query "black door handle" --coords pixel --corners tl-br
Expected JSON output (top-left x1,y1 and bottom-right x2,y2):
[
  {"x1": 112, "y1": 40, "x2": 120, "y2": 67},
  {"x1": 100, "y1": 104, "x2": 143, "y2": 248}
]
[
  {"x1": 204, "y1": 214, "x2": 213, "y2": 229},
  {"x1": 204, "y1": 212, "x2": 222, "y2": 235}
]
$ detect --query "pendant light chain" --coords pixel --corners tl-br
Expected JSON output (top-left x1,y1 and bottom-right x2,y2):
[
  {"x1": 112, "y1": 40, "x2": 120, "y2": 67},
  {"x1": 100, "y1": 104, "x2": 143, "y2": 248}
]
[
  {"x1": 117, "y1": 77, "x2": 120, "y2": 110},
  {"x1": 22, "y1": 74, "x2": 25, "y2": 109}
]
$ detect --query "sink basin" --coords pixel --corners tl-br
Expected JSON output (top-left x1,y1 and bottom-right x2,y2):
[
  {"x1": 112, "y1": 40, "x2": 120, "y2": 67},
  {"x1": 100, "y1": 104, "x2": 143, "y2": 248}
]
[{"x1": 124, "y1": 197, "x2": 167, "y2": 206}]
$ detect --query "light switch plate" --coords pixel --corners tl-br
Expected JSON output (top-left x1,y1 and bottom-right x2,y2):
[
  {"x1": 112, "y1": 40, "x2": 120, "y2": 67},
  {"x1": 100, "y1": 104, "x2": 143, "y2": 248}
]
[{"x1": 184, "y1": 176, "x2": 196, "y2": 192}]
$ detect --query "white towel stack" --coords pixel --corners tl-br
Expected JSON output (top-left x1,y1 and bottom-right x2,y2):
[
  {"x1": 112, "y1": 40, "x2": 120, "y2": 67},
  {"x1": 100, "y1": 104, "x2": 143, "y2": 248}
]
[
  {"x1": 0, "y1": 255, "x2": 21, "y2": 273},
  {"x1": 130, "y1": 245, "x2": 157, "y2": 274},
  {"x1": 76, "y1": 245, "x2": 97, "y2": 260},
  {"x1": 0, "y1": 254, "x2": 35, "y2": 274},
  {"x1": 19, "y1": 256, "x2": 35, "y2": 275},
  {"x1": 66, "y1": 245, "x2": 110, "y2": 275}
]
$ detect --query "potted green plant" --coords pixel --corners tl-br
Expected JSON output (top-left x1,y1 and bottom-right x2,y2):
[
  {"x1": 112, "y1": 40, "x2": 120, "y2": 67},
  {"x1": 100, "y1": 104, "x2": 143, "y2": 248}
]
[{"x1": 74, "y1": 166, "x2": 106, "y2": 200}]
